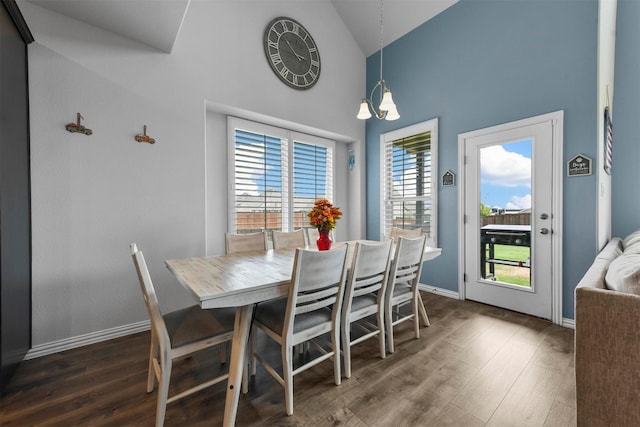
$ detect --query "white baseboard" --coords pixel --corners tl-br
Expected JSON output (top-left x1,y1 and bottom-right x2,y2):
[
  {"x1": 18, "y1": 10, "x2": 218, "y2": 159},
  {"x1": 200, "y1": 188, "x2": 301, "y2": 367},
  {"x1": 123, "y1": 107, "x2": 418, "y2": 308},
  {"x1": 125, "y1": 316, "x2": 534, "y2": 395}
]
[
  {"x1": 419, "y1": 283, "x2": 460, "y2": 299},
  {"x1": 419, "y1": 283, "x2": 575, "y2": 329},
  {"x1": 26, "y1": 320, "x2": 150, "y2": 360}
]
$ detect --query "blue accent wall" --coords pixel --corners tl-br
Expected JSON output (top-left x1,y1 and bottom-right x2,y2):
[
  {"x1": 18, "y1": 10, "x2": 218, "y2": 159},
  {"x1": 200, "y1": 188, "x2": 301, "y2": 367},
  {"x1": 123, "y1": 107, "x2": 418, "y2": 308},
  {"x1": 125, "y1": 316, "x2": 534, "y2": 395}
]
[
  {"x1": 612, "y1": 0, "x2": 640, "y2": 238},
  {"x1": 365, "y1": 0, "x2": 598, "y2": 320}
]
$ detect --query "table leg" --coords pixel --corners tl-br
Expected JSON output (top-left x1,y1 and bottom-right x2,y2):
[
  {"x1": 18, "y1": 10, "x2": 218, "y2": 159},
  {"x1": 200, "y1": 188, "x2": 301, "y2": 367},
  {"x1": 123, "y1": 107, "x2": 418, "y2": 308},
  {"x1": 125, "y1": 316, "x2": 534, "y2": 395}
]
[{"x1": 222, "y1": 305, "x2": 252, "y2": 427}]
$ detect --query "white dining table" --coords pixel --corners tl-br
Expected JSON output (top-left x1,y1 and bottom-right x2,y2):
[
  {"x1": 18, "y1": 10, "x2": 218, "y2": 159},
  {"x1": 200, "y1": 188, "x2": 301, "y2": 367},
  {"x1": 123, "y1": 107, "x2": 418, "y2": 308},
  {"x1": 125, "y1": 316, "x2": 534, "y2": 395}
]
[{"x1": 165, "y1": 243, "x2": 441, "y2": 426}]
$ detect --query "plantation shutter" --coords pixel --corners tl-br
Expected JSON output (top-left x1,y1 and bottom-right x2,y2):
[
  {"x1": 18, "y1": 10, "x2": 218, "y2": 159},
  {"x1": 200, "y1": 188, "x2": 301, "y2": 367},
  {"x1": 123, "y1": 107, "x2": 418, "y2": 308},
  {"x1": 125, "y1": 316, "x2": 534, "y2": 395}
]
[
  {"x1": 383, "y1": 131, "x2": 432, "y2": 239},
  {"x1": 292, "y1": 141, "x2": 334, "y2": 229},
  {"x1": 229, "y1": 118, "x2": 335, "y2": 235},
  {"x1": 233, "y1": 128, "x2": 287, "y2": 234}
]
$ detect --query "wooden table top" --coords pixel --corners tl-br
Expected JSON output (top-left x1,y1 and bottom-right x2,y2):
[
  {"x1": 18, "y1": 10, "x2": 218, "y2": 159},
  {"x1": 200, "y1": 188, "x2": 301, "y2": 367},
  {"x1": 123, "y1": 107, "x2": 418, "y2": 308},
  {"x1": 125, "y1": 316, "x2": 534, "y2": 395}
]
[{"x1": 166, "y1": 243, "x2": 442, "y2": 309}]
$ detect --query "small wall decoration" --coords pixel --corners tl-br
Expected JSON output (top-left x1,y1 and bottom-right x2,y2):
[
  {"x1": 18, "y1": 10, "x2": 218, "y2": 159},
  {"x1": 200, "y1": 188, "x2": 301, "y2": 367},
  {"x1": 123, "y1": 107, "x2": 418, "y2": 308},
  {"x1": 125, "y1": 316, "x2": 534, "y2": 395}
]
[
  {"x1": 568, "y1": 153, "x2": 592, "y2": 177},
  {"x1": 135, "y1": 125, "x2": 155, "y2": 144},
  {"x1": 604, "y1": 106, "x2": 613, "y2": 175},
  {"x1": 442, "y1": 170, "x2": 456, "y2": 187},
  {"x1": 348, "y1": 149, "x2": 355, "y2": 170},
  {"x1": 65, "y1": 113, "x2": 92, "y2": 135}
]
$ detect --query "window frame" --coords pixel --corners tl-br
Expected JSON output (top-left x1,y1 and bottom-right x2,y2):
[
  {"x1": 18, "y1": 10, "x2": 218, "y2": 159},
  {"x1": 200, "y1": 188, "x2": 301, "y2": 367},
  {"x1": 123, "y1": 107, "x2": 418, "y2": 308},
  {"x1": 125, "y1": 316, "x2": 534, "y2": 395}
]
[
  {"x1": 380, "y1": 118, "x2": 439, "y2": 247},
  {"x1": 227, "y1": 116, "x2": 336, "y2": 234}
]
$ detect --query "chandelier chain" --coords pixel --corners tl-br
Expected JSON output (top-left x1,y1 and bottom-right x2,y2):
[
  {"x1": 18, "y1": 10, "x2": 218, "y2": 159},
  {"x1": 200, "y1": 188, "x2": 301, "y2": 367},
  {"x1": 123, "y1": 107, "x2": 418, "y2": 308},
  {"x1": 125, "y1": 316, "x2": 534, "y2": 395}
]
[{"x1": 379, "y1": 0, "x2": 384, "y2": 84}]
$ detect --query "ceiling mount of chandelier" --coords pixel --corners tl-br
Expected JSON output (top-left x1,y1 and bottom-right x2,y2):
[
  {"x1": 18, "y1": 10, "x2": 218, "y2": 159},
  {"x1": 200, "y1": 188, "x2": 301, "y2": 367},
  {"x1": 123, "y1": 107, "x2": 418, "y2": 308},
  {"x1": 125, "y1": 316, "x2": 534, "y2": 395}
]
[{"x1": 356, "y1": 0, "x2": 399, "y2": 121}]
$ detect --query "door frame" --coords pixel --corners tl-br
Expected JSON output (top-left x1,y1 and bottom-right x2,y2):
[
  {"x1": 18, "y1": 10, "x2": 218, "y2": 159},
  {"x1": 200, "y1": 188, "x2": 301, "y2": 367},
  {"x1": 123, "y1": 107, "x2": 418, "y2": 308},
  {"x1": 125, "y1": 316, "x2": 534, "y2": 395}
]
[{"x1": 457, "y1": 111, "x2": 564, "y2": 325}]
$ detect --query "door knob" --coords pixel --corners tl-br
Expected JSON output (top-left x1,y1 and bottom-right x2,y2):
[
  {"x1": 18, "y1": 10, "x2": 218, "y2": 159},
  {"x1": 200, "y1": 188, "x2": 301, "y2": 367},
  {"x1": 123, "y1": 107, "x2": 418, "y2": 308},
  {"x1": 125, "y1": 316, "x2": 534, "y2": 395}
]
[{"x1": 539, "y1": 228, "x2": 549, "y2": 235}]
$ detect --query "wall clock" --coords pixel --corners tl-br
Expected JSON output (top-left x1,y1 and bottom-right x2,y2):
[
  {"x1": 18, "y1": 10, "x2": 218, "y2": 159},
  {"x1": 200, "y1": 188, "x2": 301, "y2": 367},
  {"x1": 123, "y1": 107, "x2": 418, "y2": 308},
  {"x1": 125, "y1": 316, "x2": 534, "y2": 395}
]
[{"x1": 263, "y1": 17, "x2": 321, "y2": 90}]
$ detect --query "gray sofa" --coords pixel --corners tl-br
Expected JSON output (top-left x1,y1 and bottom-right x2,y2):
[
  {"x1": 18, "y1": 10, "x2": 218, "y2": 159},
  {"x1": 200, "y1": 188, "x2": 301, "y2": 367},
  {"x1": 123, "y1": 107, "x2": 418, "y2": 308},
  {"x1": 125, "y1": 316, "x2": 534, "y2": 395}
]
[{"x1": 575, "y1": 232, "x2": 640, "y2": 427}]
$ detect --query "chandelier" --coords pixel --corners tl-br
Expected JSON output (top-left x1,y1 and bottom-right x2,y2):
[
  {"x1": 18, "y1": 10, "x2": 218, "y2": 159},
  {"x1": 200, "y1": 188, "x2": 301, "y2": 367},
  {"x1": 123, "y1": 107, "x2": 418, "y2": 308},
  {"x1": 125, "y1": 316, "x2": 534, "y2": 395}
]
[{"x1": 357, "y1": 0, "x2": 399, "y2": 121}]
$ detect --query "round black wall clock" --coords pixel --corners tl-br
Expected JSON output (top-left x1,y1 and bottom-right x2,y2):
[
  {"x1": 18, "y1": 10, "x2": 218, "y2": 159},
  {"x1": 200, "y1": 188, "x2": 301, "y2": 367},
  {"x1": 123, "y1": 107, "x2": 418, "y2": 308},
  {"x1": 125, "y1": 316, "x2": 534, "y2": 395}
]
[{"x1": 263, "y1": 17, "x2": 321, "y2": 90}]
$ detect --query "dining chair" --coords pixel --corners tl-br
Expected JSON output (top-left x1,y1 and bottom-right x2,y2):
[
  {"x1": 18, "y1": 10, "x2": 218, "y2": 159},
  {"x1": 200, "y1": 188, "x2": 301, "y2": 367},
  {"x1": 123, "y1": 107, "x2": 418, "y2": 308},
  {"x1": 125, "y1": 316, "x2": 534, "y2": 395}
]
[
  {"x1": 341, "y1": 240, "x2": 393, "y2": 379},
  {"x1": 130, "y1": 243, "x2": 235, "y2": 427},
  {"x1": 384, "y1": 235, "x2": 429, "y2": 354},
  {"x1": 249, "y1": 244, "x2": 349, "y2": 416},
  {"x1": 225, "y1": 230, "x2": 268, "y2": 254},
  {"x1": 272, "y1": 229, "x2": 306, "y2": 250},
  {"x1": 389, "y1": 226, "x2": 423, "y2": 240}
]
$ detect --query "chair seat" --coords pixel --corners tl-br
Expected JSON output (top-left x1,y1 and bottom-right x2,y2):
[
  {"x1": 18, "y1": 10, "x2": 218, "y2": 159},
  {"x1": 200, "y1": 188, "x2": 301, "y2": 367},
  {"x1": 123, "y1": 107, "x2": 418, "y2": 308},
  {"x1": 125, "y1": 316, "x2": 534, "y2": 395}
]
[
  {"x1": 165, "y1": 305, "x2": 235, "y2": 348},
  {"x1": 254, "y1": 297, "x2": 332, "y2": 335},
  {"x1": 350, "y1": 294, "x2": 378, "y2": 312},
  {"x1": 391, "y1": 283, "x2": 412, "y2": 298}
]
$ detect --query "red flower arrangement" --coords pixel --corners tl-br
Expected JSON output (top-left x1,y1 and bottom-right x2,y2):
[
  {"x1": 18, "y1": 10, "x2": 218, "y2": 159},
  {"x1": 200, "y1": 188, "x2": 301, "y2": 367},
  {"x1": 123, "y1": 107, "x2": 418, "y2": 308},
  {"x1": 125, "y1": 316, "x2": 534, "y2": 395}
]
[{"x1": 307, "y1": 199, "x2": 343, "y2": 231}]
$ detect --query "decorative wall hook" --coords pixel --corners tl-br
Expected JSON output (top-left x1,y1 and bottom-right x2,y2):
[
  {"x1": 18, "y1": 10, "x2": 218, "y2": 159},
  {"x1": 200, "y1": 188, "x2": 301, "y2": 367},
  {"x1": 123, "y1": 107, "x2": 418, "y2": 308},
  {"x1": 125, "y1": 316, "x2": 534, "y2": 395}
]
[
  {"x1": 65, "y1": 113, "x2": 92, "y2": 135},
  {"x1": 135, "y1": 125, "x2": 155, "y2": 144}
]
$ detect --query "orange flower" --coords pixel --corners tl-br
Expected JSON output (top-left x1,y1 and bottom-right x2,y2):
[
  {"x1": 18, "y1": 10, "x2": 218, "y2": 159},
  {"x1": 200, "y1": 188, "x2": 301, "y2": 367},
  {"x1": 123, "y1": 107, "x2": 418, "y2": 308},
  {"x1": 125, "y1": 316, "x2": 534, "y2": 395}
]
[{"x1": 307, "y1": 199, "x2": 343, "y2": 231}]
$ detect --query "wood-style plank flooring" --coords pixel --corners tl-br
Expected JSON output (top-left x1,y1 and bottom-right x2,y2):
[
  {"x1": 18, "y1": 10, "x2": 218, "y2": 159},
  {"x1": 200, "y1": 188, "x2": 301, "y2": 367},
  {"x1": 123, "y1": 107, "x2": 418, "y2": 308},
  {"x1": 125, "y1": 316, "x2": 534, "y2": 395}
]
[{"x1": 0, "y1": 292, "x2": 576, "y2": 426}]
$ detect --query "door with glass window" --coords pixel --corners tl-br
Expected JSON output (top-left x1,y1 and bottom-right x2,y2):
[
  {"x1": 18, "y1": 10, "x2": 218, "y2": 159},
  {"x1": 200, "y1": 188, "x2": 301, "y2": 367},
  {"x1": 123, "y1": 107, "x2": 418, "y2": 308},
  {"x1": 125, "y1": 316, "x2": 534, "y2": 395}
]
[{"x1": 461, "y1": 114, "x2": 560, "y2": 320}]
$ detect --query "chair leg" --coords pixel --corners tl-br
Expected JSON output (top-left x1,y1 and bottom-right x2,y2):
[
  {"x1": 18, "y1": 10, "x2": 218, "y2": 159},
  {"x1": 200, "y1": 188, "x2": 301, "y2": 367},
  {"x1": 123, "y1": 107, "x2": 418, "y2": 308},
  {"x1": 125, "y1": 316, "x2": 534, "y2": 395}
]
[
  {"x1": 332, "y1": 327, "x2": 341, "y2": 386},
  {"x1": 250, "y1": 328, "x2": 257, "y2": 377},
  {"x1": 377, "y1": 310, "x2": 386, "y2": 359},
  {"x1": 242, "y1": 340, "x2": 249, "y2": 394},
  {"x1": 412, "y1": 294, "x2": 420, "y2": 339},
  {"x1": 283, "y1": 344, "x2": 294, "y2": 416},
  {"x1": 418, "y1": 293, "x2": 430, "y2": 327},
  {"x1": 342, "y1": 320, "x2": 351, "y2": 379},
  {"x1": 147, "y1": 335, "x2": 157, "y2": 393},
  {"x1": 155, "y1": 359, "x2": 171, "y2": 427},
  {"x1": 386, "y1": 303, "x2": 395, "y2": 354}
]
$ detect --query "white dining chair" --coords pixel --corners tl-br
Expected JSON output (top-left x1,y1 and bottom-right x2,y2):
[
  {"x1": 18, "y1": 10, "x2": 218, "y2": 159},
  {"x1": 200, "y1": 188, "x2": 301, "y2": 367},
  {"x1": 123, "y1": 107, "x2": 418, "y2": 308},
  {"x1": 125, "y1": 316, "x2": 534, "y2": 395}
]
[
  {"x1": 249, "y1": 244, "x2": 349, "y2": 416},
  {"x1": 272, "y1": 229, "x2": 306, "y2": 250},
  {"x1": 384, "y1": 235, "x2": 429, "y2": 354},
  {"x1": 225, "y1": 230, "x2": 268, "y2": 254},
  {"x1": 130, "y1": 243, "x2": 235, "y2": 427},
  {"x1": 341, "y1": 240, "x2": 393, "y2": 379},
  {"x1": 389, "y1": 226, "x2": 423, "y2": 240}
]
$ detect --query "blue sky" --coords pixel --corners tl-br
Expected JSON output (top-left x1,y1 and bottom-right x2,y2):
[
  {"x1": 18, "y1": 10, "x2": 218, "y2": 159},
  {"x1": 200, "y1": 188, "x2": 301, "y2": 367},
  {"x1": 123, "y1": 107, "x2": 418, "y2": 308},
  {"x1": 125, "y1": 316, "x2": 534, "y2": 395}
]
[{"x1": 480, "y1": 139, "x2": 532, "y2": 210}]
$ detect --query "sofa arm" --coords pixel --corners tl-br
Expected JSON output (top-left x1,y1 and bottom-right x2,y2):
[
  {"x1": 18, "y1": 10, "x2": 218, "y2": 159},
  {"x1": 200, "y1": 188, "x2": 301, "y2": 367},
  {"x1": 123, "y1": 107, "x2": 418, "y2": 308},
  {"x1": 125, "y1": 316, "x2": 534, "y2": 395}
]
[{"x1": 575, "y1": 286, "x2": 640, "y2": 426}]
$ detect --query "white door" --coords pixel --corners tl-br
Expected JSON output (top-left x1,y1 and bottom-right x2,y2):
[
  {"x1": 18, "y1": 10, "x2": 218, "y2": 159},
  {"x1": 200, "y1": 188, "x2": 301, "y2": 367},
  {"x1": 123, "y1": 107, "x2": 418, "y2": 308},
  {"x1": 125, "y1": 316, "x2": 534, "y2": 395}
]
[{"x1": 460, "y1": 112, "x2": 562, "y2": 320}]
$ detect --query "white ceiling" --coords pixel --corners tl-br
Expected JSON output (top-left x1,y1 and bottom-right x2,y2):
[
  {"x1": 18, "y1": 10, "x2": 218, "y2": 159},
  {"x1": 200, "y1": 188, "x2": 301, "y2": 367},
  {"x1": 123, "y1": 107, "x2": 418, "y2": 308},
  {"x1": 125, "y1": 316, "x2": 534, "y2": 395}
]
[{"x1": 20, "y1": 0, "x2": 458, "y2": 56}]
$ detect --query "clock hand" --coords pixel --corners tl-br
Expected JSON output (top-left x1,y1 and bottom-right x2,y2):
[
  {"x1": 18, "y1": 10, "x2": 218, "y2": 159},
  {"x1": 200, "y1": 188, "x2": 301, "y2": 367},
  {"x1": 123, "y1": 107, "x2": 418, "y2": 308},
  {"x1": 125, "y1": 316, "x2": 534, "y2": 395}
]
[{"x1": 284, "y1": 38, "x2": 305, "y2": 61}]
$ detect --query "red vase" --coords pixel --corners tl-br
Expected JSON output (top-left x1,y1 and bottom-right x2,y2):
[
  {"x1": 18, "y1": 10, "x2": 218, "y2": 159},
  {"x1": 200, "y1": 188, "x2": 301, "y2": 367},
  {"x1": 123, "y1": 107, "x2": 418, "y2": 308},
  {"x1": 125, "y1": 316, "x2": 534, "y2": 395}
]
[{"x1": 316, "y1": 229, "x2": 332, "y2": 251}]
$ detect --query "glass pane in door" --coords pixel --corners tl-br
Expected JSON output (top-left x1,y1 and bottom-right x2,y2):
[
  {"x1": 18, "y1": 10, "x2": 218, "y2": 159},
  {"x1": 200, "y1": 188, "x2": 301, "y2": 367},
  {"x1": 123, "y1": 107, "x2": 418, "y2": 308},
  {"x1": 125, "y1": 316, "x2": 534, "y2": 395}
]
[{"x1": 479, "y1": 139, "x2": 532, "y2": 287}]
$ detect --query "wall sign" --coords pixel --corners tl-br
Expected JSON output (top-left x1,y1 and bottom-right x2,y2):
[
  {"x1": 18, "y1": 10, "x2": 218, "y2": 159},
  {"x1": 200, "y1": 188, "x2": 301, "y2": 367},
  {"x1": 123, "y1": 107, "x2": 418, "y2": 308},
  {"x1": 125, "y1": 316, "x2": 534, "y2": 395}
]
[
  {"x1": 567, "y1": 154, "x2": 592, "y2": 176},
  {"x1": 442, "y1": 170, "x2": 456, "y2": 186}
]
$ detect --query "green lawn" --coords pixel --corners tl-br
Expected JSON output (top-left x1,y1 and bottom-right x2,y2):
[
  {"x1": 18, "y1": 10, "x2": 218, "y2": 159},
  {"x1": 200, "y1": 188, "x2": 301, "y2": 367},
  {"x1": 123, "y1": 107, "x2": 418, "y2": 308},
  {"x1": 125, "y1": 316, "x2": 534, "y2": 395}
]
[{"x1": 485, "y1": 244, "x2": 531, "y2": 287}]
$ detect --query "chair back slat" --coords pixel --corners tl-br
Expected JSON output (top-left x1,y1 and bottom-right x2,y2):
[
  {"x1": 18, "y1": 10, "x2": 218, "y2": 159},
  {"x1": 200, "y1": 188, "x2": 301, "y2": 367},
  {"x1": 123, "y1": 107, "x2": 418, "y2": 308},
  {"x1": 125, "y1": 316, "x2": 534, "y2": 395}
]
[
  {"x1": 225, "y1": 231, "x2": 268, "y2": 254},
  {"x1": 346, "y1": 241, "x2": 393, "y2": 301},
  {"x1": 389, "y1": 235, "x2": 427, "y2": 287},
  {"x1": 283, "y1": 245, "x2": 349, "y2": 334},
  {"x1": 390, "y1": 226, "x2": 423, "y2": 240},
  {"x1": 272, "y1": 229, "x2": 306, "y2": 250}
]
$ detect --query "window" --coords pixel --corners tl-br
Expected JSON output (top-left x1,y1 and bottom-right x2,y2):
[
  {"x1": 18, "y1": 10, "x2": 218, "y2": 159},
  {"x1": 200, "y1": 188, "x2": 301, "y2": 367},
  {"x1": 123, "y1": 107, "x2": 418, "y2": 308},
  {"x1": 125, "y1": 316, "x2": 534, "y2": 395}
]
[
  {"x1": 381, "y1": 118, "x2": 438, "y2": 247},
  {"x1": 228, "y1": 117, "x2": 334, "y2": 235}
]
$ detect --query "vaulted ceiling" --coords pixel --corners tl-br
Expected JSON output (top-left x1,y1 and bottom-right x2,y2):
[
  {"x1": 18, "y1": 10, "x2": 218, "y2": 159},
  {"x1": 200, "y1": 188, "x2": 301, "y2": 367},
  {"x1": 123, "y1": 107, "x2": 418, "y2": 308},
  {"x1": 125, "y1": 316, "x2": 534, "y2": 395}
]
[{"x1": 19, "y1": 0, "x2": 458, "y2": 56}]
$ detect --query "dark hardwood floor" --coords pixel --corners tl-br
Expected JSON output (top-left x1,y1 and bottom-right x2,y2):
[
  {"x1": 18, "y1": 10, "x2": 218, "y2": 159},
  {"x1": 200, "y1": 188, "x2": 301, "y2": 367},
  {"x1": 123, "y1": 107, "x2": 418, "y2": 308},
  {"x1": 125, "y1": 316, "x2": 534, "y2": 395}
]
[{"x1": 0, "y1": 292, "x2": 576, "y2": 426}]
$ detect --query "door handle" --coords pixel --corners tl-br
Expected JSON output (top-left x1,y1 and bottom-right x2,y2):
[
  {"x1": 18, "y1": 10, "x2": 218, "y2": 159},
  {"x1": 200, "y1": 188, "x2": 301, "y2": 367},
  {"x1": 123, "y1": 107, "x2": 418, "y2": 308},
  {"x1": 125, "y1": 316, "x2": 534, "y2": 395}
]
[{"x1": 539, "y1": 228, "x2": 550, "y2": 235}]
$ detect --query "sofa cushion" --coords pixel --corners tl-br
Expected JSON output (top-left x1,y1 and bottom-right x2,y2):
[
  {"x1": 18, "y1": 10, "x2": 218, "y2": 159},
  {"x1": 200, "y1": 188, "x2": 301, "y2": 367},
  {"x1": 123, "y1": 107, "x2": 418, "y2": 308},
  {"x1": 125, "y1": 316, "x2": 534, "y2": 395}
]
[
  {"x1": 605, "y1": 253, "x2": 640, "y2": 294},
  {"x1": 623, "y1": 230, "x2": 640, "y2": 249},
  {"x1": 624, "y1": 241, "x2": 640, "y2": 255}
]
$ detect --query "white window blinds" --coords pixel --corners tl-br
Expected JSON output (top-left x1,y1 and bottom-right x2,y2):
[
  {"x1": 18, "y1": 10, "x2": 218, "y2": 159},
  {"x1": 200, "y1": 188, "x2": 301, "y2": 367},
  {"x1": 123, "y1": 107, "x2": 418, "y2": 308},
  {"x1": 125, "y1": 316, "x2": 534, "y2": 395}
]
[
  {"x1": 382, "y1": 119, "x2": 438, "y2": 247},
  {"x1": 229, "y1": 117, "x2": 334, "y2": 234}
]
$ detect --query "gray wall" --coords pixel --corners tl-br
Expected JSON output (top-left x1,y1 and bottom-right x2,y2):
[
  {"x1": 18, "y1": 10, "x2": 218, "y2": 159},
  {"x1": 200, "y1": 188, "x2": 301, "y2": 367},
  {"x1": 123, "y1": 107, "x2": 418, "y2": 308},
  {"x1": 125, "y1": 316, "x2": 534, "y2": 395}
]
[
  {"x1": 365, "y1": 0, "x2": 599, "y2": 320},
  {"x1": 22, "y1": 0, "x2": 366, "y2": 349}
]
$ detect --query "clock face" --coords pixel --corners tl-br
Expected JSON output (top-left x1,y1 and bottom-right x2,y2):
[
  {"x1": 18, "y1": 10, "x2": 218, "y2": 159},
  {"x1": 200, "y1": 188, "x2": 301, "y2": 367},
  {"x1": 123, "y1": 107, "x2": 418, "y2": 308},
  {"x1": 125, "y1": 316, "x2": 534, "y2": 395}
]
[{"x1": 263, "y1": 17, "x2": 320, "y2": 90}]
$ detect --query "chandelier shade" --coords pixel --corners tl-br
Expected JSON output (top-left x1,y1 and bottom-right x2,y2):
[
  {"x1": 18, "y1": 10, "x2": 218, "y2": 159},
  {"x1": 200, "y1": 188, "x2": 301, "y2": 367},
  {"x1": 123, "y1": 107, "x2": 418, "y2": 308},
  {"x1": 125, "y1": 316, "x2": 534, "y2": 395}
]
[{"x1": 356, "y1": 0, "x2": 399, "y2": 121}]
